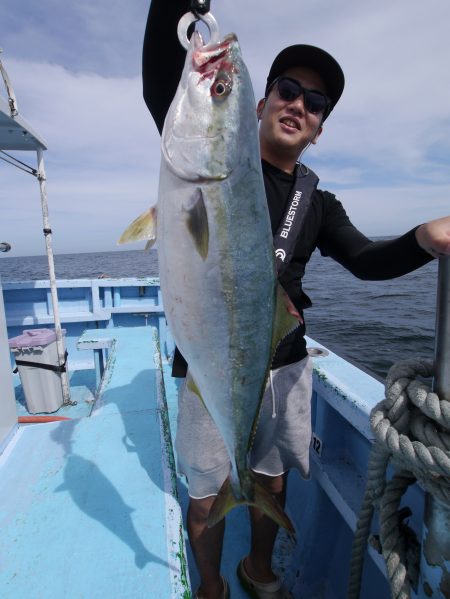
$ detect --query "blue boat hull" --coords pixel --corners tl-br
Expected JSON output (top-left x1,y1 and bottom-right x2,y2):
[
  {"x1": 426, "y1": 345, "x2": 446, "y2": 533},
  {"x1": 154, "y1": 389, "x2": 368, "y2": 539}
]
[{"x1": 0, "y1": 277, "x2": 428, "y2": 598}]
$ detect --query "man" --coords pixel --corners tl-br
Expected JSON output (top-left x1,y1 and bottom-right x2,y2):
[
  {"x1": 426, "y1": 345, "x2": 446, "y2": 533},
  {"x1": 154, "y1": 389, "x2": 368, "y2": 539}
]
[{"x1": 143, "y1": 2, "x2": 450, "y2": 598}]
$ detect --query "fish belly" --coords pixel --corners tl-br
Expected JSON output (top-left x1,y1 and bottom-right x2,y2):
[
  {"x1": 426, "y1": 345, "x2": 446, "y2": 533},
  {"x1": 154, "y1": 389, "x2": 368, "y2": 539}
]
[{"x1": 157, "y1": 160, "x2": 275, "y2": 472}]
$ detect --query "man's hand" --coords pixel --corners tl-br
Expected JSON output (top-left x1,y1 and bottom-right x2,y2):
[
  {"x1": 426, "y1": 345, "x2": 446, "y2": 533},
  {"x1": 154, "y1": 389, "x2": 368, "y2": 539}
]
[
  {"x1": 282, "y1": 291, "x2": 304, "y2": 324},
  {"x1": 415, "y1": 216, "x2": 450, "y2": 258}
]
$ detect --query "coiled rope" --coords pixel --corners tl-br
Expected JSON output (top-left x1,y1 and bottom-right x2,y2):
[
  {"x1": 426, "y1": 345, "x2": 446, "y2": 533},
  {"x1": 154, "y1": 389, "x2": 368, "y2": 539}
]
[{"x1": 348, "y1": 357, "x2": 450, "y2": 599}]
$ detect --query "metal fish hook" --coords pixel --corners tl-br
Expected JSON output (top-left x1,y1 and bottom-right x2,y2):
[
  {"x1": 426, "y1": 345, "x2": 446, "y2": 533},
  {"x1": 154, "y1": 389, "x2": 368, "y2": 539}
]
[{"x1": 177, "y1": 11, "x2": 220, "y2": 50}]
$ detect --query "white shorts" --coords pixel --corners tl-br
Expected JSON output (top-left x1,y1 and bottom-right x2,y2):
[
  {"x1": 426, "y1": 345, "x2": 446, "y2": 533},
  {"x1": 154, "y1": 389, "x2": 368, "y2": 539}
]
[{"x1": 175, "y1": 356, "x2": 313, "y2": 498}]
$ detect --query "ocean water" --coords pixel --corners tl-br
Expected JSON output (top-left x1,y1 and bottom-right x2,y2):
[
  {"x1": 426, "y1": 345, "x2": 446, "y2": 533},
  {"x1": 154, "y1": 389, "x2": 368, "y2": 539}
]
[
  {"x1": 0, "y1": 247, "x2": 439, "y2": 380},
  {"x1": 0, "y1": 250, "x2": 159, "y2": 281},
  {"x1": 303, "y1": 252, "x2": 438, "y2": 379}
]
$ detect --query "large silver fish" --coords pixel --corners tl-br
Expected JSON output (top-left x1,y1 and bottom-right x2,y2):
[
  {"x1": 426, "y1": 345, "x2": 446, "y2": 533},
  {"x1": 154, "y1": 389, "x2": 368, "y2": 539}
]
[{"x1": 121, "y1": 17, "x2": 297, "y2": 532}]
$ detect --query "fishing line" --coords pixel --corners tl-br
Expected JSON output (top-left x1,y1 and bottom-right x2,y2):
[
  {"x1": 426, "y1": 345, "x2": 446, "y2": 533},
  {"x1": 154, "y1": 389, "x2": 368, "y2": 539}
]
[
  {"x1": 297, "y1": 141, "x2": 312, "y2": 173},
  {"x1": 297, "y1": 123, "x2": 321, "y2": 170}
]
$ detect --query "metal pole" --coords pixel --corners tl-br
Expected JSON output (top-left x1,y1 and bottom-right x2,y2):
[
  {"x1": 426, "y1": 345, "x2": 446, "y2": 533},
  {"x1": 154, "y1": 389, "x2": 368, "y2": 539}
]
[
  {"x1": 36, "y1": 147, "x2": 71, "y2": 405},
  {"x1": 434, "y1": 257, "x2": 450, "y2": 402},
  {"x1": 418, "y1": 256, "x2": 450, "y2": 598}
]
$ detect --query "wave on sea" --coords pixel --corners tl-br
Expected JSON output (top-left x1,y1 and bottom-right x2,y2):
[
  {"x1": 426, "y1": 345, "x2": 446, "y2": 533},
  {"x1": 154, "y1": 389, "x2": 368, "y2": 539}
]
[{"x1": 0, "y1": 247, "x2": 439, "y2": 380}]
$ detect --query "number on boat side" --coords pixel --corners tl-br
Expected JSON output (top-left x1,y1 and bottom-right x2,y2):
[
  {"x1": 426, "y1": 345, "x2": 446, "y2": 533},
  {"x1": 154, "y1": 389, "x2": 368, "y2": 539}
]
[{"x1": 311, "y1": 433, "x2": 323, "y2": 456}]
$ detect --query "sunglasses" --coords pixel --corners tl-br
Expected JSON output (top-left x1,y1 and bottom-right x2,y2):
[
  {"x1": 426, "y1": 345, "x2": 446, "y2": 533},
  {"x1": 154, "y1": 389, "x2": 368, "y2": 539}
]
[{"x1": 268, "y1": 76, "x2": 331, "y2": 118}]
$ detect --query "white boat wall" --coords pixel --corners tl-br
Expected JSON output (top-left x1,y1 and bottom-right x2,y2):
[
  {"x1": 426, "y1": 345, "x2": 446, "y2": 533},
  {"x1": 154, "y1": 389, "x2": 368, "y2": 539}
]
[{"x1": 1, "y1": 275, "x2": 448, "y2": 599}]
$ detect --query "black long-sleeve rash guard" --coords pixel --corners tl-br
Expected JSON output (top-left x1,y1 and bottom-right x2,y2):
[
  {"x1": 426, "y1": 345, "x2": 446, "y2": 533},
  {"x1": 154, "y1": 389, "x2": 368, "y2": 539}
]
[{"x1": 142, "y1": 0, "x2": 433, "y2": 371}]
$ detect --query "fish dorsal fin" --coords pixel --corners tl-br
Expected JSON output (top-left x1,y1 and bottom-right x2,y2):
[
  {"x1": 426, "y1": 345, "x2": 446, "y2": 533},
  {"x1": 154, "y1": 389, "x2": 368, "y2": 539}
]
[
  {"x1": 271, "y1": 284, "x2": 301, "y2": 359},
  {"x1": 118, "y1": 206, "x2": 157, "y2": 247},
  {"x1": 183, "y1": 187, "x2": 209, "y2": 260}
]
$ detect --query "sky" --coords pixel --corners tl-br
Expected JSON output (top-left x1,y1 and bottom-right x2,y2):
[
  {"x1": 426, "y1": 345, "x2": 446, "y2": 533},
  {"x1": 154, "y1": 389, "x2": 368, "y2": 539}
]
[{"x1": 1, "y1": 0, "x2": 449, "y2": 257}]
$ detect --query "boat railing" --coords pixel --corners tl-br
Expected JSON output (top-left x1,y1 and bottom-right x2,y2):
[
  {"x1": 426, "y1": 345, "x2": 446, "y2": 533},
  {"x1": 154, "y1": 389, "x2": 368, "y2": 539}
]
[
  {"x1": 419, "y1": 256, "x2": 450, "y2": 595},
  {"x1": 434, "y1": 257, "x2": 450, "y2": 402},
  {"x1": 2, "y1": 278, "x2": 169, "y2": 374}
]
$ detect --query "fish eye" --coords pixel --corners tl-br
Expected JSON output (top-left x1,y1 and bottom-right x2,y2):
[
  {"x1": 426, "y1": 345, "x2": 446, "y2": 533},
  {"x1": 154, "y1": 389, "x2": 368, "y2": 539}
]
[{"x1": 211, "y1": 78, "x2": 231, "y2": 100}]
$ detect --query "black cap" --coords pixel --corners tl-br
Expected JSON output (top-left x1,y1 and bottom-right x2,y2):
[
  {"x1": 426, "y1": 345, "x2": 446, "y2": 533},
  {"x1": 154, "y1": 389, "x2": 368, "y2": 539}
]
[{"x1": 265, "y1": 44, "x2": 345, "y2": 118}]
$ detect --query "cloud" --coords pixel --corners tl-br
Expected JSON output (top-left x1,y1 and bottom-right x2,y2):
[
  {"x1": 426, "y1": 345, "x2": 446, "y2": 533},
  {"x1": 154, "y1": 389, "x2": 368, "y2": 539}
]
[
  {"x1": 7, "y1": 59, "x2": 158, "y2": 163},
  {"x1": 1, "y1": 57, "x2": 159, "y2": 255},
  {"x1": 2, "y1": 0, "x2": 149, "y2": 77},
  {"x1": 1, "y1": 0, "x2": 449, "y2": 256},
  {"x1": 220, "y1": 0, "x2": 450, "y2": 180},
  {"x1": 332, "y1": 183, "x2": 450, "y2": 236}
]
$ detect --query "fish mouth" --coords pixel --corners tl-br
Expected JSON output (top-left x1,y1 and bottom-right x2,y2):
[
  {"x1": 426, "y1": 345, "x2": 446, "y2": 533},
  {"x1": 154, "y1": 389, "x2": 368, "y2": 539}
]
[
  {"x1": 193, "y1": 34, "x2": 238, "y2": 68},
  {"x1": 193, "y1": 33, "x2": 239, "y2": 81}
]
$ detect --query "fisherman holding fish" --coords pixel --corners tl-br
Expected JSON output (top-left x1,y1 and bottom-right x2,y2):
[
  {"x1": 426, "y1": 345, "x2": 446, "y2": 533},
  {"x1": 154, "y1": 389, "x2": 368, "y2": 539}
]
[{"x1": 135, "y1": 1, "x2": 450, "y2": 597}]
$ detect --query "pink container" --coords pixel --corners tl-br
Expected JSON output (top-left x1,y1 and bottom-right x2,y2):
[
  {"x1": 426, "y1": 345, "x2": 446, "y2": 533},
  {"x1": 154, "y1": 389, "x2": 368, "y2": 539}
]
[
  {"x1": 8, "y1": 328, "x2": 64, "y2": 349},
  {"x1": 9, "y1": 329, "x2": 66, "y2": 414}
]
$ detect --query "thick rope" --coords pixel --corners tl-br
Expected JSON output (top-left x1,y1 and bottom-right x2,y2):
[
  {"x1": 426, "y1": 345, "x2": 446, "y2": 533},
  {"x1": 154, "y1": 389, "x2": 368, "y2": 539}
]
[
  {"x1": 348, "y1": 357, "x2": 450, "y2": 598},
  {"x1": 379, "y1": 473, "x2": 420, "y2": 599},
  {"x1": 347, "y1": 445, "x2": 390, "y2": 598}
]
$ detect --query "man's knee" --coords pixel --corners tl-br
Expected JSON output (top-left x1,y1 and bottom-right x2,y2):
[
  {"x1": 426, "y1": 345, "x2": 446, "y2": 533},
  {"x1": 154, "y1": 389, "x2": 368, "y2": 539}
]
[
  {"x1": 188, "y1": 495, "x2": 217, "y2": 523},
  {"x1": 253, "y1": 471, "x2": 287, "y2": 497}
]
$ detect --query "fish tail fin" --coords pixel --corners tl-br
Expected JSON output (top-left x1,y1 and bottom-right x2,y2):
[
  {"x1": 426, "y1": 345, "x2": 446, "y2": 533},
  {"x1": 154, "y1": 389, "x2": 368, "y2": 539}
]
[
  {"x1": 207, "y1": 478, "x2": 246, "y2": 528},
  {"x1": 247, "y1": 476, "x2": 295, "y2": 534},
  {"x1": 207, "y1": 474, "x2": 295, "y2": 534}
]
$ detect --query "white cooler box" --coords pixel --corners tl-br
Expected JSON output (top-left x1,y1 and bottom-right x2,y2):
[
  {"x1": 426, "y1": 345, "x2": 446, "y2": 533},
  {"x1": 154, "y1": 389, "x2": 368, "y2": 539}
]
[{"x1": 9, "y1": 328, "x2": 67, "y2": 414}]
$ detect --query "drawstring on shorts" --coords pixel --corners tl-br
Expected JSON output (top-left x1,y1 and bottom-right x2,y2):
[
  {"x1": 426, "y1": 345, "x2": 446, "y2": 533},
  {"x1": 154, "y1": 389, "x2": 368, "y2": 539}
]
[{"x1": 269, "y1": 370, "x2": 277, "y2": 419}]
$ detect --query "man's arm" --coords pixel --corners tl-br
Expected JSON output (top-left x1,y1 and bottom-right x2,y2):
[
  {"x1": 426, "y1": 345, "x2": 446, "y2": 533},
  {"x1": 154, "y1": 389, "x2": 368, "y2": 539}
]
[
  {"x1": 317, "y1": 193, "x2": 436, "y2": 280},
  {"x1": 142, "y1": 0, "x2": 191, "y2": 134}
]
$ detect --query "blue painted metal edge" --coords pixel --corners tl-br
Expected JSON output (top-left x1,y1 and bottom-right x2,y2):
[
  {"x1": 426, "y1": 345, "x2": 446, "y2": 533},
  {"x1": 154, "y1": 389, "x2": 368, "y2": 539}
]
[{"x1": 152, "y1": 326, "x2": 191, "y2": 598}]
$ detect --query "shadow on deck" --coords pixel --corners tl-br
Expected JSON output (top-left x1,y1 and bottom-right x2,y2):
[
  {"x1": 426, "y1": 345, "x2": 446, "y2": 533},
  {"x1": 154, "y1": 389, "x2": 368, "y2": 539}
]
[{"x1": 1, "y1": 326, "x2": 189, "y2": 598}]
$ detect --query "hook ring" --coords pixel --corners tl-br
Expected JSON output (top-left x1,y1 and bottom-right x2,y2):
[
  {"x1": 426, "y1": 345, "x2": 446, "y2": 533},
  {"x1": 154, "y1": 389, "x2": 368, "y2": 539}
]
[{"x1": 177, "y1": 11, "x2": 220, "y2": 50}]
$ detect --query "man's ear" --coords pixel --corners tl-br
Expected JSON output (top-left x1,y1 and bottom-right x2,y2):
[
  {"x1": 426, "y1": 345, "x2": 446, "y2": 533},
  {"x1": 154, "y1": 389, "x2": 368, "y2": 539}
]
[
  {"x1": 311, "y1": 125, "x2": 323, "y2": 145},
  {"x1": 256, "y1": 98, "x2": 265, "y2": 120}
]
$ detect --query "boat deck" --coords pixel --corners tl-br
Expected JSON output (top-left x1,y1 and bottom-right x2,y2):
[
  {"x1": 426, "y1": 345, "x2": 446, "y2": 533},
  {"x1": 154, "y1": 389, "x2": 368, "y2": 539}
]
[
  {"x1": 1, "y1": 270, "x2": 423, "y2": 598},
  {"x1": 0, "y1": 326, "x2": 190, "y2": 598},
  {"x1": 1, "y1": 324, "x2": 296, "y2": 598}
]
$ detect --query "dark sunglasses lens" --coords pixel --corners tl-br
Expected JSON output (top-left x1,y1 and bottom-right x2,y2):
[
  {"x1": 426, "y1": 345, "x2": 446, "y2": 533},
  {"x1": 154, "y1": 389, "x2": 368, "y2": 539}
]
[
  {"x1": 304, "y1": 91, "x2": 328, "y2": 114},
  {"x1": 276, "y1": 77, "x2": 328, "y2": 115},
  {"x1": 277, "y1": 78, "x2": 302, "y2": 102}
]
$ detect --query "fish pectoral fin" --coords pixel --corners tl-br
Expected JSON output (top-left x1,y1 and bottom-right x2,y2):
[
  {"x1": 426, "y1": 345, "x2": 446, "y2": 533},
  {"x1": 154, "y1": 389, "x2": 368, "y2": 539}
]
[
  {"x1": 207, "y1": 474, "x2": 295, "y2": 534},
  {"x1": 183, "y1": 187, "x2": 209, "y2": 260},
  {"x1": 270, "y1": 284, "x2": 301, "y2": 358},
  {"x1": 118, "y1": 206, "x2": 157, "y2": 246}
]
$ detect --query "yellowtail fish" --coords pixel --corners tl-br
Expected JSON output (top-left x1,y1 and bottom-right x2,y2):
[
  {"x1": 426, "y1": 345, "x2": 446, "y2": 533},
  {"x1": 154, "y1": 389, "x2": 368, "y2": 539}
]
[{"x1": 120, "y1": 14, "x2": 298, "y2": 533}]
